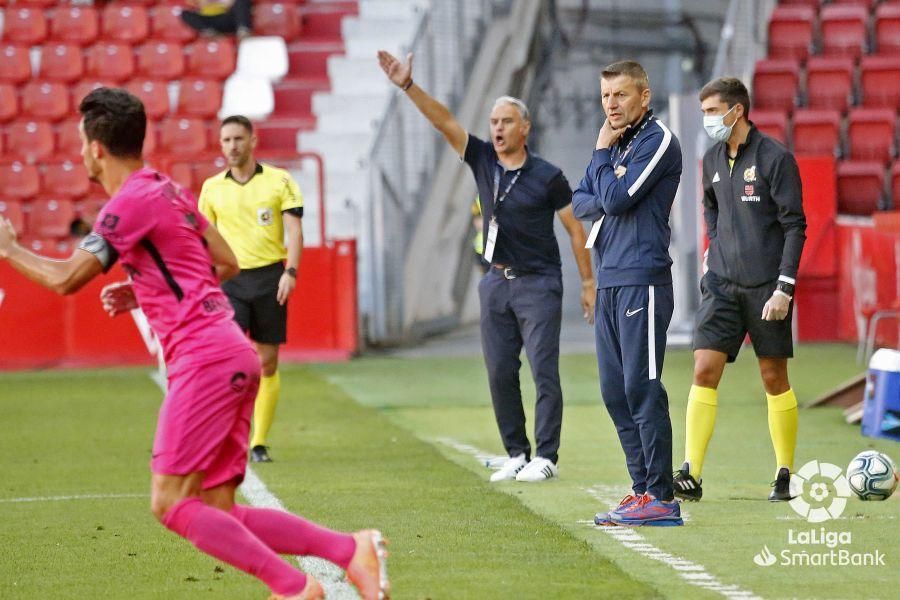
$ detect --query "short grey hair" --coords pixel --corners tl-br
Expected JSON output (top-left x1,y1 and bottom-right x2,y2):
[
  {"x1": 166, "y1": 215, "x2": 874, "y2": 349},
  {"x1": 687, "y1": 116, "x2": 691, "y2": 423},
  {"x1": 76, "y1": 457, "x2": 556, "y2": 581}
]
[{"x1": 493, "y1": 96, "x2": 530, "y2": 121}]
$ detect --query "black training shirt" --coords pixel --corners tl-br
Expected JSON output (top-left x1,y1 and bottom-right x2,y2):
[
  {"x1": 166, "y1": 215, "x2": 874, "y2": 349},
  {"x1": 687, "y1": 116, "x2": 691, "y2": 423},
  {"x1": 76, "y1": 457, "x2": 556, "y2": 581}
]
[{"x1": 463, "y1": 133, "x2": 572, "y2": 274}]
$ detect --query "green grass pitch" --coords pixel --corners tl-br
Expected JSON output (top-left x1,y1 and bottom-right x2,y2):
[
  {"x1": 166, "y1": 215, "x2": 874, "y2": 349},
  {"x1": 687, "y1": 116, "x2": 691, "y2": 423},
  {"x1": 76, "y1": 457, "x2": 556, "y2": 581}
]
[{"x1": 1, "y1": 344, "x2": 897, "y2": 599}]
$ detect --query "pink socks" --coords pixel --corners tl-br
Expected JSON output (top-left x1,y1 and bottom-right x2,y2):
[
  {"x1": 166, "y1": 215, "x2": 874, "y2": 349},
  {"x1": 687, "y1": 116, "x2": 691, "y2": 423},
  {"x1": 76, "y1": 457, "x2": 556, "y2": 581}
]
[
  {"x1": 230, "y1": 504, "x2": 357, "y2": 569},
  {"x1": 162, "y1": 497, "x2": 307, "y2": 596}
]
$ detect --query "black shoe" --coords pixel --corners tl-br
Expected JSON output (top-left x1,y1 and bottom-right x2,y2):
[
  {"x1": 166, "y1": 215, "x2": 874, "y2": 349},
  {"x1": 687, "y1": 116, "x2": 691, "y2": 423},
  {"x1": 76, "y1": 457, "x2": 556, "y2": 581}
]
[
  {"x1": 673, "y1": 462, "x2": 703, "y2": 502},
  {"x1": 250, "y1": 445, "x2": 273, "y2": 463},
  {"x1": 768, "y1": 467, "x2": 794, "y2": 501}
]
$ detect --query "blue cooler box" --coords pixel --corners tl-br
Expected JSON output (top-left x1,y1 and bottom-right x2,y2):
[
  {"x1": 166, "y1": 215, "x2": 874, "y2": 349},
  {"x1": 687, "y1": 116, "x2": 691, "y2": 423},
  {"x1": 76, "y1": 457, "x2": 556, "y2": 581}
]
[{"x1": 862, "y1": 349, "x2": 900, "y2": 441}]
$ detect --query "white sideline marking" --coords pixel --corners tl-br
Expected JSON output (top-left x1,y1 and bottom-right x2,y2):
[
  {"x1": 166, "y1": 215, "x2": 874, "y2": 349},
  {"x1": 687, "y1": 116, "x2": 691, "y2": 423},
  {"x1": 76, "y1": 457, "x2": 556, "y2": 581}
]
[
  {"x1": 436, "y1": 437, "x2": 763, "y2": 600},
  {"x1": 0, "y1": 493, "x2": 147, "y2": 504},
  {"x1": 147, "y1": 372, "x2": 359, "y2": 598}
]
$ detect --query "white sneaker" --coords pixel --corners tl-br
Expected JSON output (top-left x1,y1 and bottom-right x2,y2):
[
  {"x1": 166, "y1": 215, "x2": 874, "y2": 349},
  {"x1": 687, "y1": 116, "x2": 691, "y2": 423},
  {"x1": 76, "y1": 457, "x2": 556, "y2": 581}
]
[
  {"x1": 515, "y1": 457, "x2": 558, "y2": 482},
  {"x1": 489, "y1": 454, "x2": 527, "y2": 482}
]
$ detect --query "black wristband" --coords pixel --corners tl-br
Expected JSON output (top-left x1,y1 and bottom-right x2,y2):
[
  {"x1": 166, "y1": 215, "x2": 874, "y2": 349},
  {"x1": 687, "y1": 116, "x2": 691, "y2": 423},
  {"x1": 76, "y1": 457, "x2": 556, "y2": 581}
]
[
  {"x1": 285, "y1": 267, "x2": 297, "y2": 278},
  {"x1": 401, "y1": 78, "x2": 414, "y2": 91},
  {"x1": 776, "y1": 281, "x2": 795, "y2": 297}
]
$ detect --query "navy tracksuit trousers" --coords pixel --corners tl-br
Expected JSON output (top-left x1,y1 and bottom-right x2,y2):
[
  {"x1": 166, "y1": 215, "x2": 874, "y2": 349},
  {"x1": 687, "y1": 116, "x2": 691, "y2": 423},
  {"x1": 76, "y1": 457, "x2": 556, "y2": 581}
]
[
  {"x1": 594, "y1": 284, "x2": 674, "y2": 500},
  {"x1": 479, "y1": 269, "x2": 563, "y2": 464}
]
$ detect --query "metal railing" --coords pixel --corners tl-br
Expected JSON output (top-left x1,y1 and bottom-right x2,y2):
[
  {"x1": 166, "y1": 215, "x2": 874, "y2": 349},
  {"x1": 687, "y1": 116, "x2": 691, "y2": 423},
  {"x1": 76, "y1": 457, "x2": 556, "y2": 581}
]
[{"x1": 364, "y1": 0, "x2": 512, "y2": 344}]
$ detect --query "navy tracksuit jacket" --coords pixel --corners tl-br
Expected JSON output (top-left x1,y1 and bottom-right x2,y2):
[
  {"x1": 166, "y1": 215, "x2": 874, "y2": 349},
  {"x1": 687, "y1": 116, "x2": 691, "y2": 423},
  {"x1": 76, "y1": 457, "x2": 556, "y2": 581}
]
[{"x1": 572, "y1": 110, "x2": 682, "y2": 500}]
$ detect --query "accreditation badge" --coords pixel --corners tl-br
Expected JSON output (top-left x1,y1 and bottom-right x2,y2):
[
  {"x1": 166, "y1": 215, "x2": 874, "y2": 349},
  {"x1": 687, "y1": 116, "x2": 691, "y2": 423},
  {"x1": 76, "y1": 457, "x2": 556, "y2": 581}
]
[{"x1": 484, "y1": 218, "x2": 499, "y2": 263}]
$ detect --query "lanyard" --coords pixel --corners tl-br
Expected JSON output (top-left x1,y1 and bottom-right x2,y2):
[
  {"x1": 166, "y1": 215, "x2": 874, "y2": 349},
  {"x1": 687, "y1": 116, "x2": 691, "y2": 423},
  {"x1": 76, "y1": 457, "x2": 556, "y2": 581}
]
[
  {"x1": 491, "y1": 166, "x2": 522, "y2": 215},
  {"x1": 613, "y1": 116, "x2": 652, "y2": 169}
]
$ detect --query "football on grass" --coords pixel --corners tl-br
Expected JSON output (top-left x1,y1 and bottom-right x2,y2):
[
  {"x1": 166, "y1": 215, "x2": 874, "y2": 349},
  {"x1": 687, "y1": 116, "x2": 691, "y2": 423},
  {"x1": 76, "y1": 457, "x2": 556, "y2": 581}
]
[{"x1": 846, "y1": 451, "x2": 898, "y2": 501}]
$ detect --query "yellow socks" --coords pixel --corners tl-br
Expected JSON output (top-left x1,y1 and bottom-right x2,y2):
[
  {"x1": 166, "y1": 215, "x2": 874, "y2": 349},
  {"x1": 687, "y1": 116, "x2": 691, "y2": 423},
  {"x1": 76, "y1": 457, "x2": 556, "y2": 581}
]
[
  {"x1": 767, "y1": 388, "x2": 798, "y2": 472},
  {"x1": 685, "y1": 385, "x2": 718, "y2": 478},
  {"x1": 250, "y1": 371, "x2": 281, "y2": 448}
]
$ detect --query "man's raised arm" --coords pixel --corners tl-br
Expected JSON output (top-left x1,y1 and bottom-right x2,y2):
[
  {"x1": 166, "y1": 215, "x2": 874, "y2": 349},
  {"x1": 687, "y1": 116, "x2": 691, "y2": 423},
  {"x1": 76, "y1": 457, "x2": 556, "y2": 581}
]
[{"x1": 377, "y1": 50, "x2": 468, "y2": 156}]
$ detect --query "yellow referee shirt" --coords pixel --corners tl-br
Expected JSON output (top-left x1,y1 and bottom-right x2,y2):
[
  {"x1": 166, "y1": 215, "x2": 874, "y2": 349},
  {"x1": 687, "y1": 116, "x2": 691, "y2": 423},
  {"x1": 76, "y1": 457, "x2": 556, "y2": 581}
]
[{"x1": 198, "y1": 163, "x2": 303, "y2": 269}]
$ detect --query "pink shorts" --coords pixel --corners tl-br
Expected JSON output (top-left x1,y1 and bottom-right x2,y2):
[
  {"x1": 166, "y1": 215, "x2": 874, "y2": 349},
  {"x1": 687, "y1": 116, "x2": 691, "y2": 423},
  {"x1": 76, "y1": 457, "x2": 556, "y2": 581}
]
[{"x1": 151, "y1": 345, "x2": 261, "y2": 490}]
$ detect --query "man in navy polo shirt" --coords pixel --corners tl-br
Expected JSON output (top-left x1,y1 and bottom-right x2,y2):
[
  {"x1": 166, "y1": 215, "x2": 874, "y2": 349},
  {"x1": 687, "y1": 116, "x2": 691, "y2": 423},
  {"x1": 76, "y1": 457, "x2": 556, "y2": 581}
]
[
  {"x1": 378, "y1": 50, "x2": 595, "y2": 482},
  {"x1": 573, "y1": 60, "x2": 684, "y2": 526}
]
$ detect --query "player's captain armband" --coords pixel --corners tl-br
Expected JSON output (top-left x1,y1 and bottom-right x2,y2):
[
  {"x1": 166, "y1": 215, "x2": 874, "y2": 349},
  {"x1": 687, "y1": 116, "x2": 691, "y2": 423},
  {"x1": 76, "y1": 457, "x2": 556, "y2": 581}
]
[
  {"x1": 78, "y1": 232, "x2": 119, "y2": 273},
  {"x1": 283, "y1": 207, "x2": 304, "y2": 218}
]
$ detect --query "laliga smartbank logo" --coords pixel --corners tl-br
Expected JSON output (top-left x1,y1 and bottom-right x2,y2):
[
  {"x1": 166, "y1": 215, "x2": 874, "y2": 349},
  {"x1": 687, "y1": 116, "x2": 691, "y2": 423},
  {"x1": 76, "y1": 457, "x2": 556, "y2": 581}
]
[{"x1": 752, "y1": 460, "x2": 886, "y2": 568}]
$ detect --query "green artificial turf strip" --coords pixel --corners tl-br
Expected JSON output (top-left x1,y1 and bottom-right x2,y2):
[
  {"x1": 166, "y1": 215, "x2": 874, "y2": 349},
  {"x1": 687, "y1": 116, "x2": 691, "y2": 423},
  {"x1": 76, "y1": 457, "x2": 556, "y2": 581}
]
[{"x1": 0, "y1": 366, "x2": 655, "y2": 599}]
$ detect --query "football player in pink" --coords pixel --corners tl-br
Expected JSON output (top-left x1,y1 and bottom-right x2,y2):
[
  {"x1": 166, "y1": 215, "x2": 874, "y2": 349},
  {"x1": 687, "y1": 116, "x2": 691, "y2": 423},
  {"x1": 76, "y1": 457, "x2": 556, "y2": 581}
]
[{"x1": 0, "y1": 88, "x2": 389, "y2": 600}]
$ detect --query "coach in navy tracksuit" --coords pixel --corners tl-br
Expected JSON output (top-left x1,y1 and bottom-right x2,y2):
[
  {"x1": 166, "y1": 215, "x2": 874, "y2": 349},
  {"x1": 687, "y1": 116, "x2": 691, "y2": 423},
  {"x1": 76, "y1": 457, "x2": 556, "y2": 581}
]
[{"x1": 573, "y1": 60, "x2": 684, "y2": 526}]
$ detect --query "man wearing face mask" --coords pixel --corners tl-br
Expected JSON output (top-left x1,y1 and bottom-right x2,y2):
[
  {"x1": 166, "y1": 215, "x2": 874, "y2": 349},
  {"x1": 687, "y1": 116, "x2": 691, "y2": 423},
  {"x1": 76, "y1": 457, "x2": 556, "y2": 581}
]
[
  {"x1": 573, "y1": 61, "x2": 684, "y2": 527},
  {"x1": 674, "y1": 77, "x2": 806, "y2": 503}
]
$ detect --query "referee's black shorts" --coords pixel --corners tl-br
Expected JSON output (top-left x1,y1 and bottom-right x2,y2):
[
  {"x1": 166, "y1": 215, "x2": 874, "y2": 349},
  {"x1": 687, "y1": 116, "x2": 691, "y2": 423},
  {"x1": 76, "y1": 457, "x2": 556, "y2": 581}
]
[
  {"x1": 222, "y1": 262, "x2": 287, "y2": 345},
  {"x1": 692, "y1": 271, "x2": 793, "y2": 363}
]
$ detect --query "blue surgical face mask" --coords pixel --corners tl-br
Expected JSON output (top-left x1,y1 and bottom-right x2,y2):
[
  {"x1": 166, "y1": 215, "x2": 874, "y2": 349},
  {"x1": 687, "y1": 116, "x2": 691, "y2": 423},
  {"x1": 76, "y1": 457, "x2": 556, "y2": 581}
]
[{"x1": 703, "y1": 104, "x2": 737, "y2": 143}]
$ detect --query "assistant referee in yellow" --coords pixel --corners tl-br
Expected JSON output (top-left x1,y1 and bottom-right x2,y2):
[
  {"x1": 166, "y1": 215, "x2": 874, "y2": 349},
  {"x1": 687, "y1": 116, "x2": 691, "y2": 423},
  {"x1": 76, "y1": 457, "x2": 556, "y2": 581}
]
[{"x1": 198, "y1": 115, "x2": 304, "y2": 463}]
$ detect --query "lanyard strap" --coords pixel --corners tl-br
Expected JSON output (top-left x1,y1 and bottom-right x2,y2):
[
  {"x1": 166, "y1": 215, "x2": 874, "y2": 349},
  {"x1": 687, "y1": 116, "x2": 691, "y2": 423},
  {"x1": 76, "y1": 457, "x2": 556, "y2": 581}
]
[
  {"x1": 492, "y1": 166, "x2": 522, "y2": 214},
  {"x1": 612, "y1": 116, "x2": 652, "y2": 169}
]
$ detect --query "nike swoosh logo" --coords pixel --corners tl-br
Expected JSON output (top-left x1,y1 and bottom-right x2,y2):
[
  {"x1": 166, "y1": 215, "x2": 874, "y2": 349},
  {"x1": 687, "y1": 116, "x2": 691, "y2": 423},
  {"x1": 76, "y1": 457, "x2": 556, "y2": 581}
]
[{"x1": 625, "y1": 308, "x2": 644, "y2": 317}]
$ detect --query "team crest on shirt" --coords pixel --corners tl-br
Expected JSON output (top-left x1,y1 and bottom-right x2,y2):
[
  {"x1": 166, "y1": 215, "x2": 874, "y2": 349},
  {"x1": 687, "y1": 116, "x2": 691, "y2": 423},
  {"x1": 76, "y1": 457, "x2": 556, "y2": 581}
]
[
  {"x1": 257, "y1": 207, "x2": 273, "y2": 226},
  {"x1": 743, "y1": 165, "x2": 757, "y2": 182},
  {"x1": 101, "y1": 214, "x2": 119, "y2": 231}
]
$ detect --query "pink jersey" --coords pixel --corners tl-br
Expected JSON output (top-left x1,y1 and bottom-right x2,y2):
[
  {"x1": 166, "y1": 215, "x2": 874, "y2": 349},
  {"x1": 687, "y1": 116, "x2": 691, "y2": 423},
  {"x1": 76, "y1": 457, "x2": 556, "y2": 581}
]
[{"x1": 90, "y1": 168, "x2": 246, "y2": 366}]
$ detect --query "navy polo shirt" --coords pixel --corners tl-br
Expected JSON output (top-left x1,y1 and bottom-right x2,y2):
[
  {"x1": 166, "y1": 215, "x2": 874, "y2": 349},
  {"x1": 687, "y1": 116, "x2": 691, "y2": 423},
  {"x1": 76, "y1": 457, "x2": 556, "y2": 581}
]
[{"x1": 463, "y1": 133, "x2": 572, "y2": 274}]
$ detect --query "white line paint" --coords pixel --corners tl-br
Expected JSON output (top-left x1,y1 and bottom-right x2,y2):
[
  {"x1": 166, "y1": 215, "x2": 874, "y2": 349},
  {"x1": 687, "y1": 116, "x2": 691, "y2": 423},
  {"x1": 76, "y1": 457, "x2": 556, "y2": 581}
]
[
  {"x1": 436, "y1": 437, "x2": 762, "y2": 600},
  {"x1": 147, "y1": 371, "x2": 359, "y2": 598},
  {"x1": 0, "y1": 493, "x2": 147, "y2": 504}
]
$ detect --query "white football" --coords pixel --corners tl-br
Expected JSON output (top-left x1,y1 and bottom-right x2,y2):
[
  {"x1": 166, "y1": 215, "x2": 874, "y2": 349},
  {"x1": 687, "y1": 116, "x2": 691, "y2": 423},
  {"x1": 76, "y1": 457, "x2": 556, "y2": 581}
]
[{"x1": 846, "y1": 451, "x2": 898, "y2": 501}]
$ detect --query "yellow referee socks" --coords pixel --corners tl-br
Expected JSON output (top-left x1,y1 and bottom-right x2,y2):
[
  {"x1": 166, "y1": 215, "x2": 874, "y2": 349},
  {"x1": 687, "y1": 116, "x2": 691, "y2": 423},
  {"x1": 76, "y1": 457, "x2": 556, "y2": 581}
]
[
  {"x1": 250, "y1": 371, "x2": 281, "y2": 448},
  {"x1": 766, "y1": 388, "x2": 798, "y2": 472},
  {"x1": 685, "y1": 385, "x2": 718, "y2": 478}
]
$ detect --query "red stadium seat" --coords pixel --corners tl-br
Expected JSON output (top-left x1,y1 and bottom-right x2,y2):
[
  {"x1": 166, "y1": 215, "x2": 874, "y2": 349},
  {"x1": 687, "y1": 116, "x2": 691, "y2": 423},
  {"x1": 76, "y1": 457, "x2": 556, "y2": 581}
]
[
  {"x1": 101, "y1": 4, "x2": 150, "y2": 44},
  {"x1": 299, "y1": 3, "x2": 357, "y2": 42},
  {"x1": 55, "y1": 118, "x2": 83, "y2": 156},
  {"x1": 28, "y1": 198, "x2": 76, "y2": 239},
  {"x1": 778, "y1": 0, "x2": 820, "y2": 8},
  {"x1": 75, "y1": 196, "x2": 107, "y2": 228},
  {"x1": 0, "y1": 44, "x2": 32, "y2": 84},
  {"x1": 860, "y1": 55, "x2": 900, "y2": 109},
  {"x1": 158, "y1": 118, "x2": 208, "y2": 158},
  {"x1": 792, "y1": 109, "x2": 841, "y2": 156},
  {"x1": 0, "y1": 199, "x2": 25, "y2": 232},
  {"x1": 125, "y1": 79, "x2": 171, "y2": 120},
  {"x1": 821, "y1": 5, "x2": 868, "y2": 59},
  {"x1": 193, "y1": 156, "x2": 228, "y2": 187},
  {"x1": 837, "y1": 160, "x2": 885, "y2": 215},
  {"x1": 892, "y1": 160, "x2": 900, "y2": 209},
  {"x1": 830, "y1": 0, "x2": 876, "y2": 9},
  {"x1": 136, "y1": 41, "x2": 185, "y2": 80},
  {"x1": 767, "y1": 5, "x2": 815, "y2": 61},
  {"x1": 875, "y1": 4, "x2": 900, "y2": 55},
  {"x1": 0, "y1": 162, "x2": 40, "y2": 199},
  {"x1": 753, "y1": 59, "x2": 800, "y2": 112},
  {"x1": 38, "y1": 43, "x2": 84, "y2": 83},
  {"x1": 1, "y1": 7, "x2": 48, "y2": 45},
  {"x1": 167, "y1": 161, "x2": 194, "y2": 191},
  {"x1": 254, "y1": 3, "x2": 301, "y2": 40},
  {"x1": 69, "y1": 80, "x2": 116, "y2": 111},
  {"x1": 186, "y1": 39, "x2": 236, "y2": 80},
  {"x1": 805, "y1": 56, "x2": 854, "y2": 113},
  {"x1": 21, "y1": 81, "x2": 70, "y2": 122},
  {"x1": 751, "y1": 110, "x2": 789, "y2": 145},
  {"x1": 177, "y1": 78, "x2": 223, "y2": 118},
  {"x1": 150, "y1": 5, "x2": 198, "y2": 43},
  {"x1": 0, "y1": 83, "x2": 17, "y2": 123},
  {"x1": 848, "y1": 109, "x2": 896, "y2": 164},
  {"x1": 43, "y1": 160, "x2": 90, "y2": 198},
  {"x1": 15, "y1": 0, "x2": 59, "y2": 7},
  {"x1": 50, "y1": 5, "x2": 99, "y2": 46},
  {"x1": 6, "y1": 121, "x2": 55, "y2": 162},
  {"x1": 86, "y1": 43, "x2": 135, "y2": 82}
]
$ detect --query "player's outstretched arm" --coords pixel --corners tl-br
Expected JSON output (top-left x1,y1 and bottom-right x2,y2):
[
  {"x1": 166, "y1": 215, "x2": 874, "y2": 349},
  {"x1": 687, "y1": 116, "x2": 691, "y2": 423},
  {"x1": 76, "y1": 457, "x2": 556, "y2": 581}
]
[
  {"x1": 202, "y1": 223, "x2": 240, "y2": 282},
  {"x1": 0, "y1": 218, "x2": 103, "y2": 295},
  {"x1": 377, "y1": 50, "x2": 468, "y2": 156}
]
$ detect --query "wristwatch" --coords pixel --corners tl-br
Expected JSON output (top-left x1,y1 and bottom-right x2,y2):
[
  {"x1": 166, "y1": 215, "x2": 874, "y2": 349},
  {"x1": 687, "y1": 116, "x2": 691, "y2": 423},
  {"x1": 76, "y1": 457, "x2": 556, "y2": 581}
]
[
  {"x1": 285, "y1": 267, "x2": 297, "y2": 278},
  {"x1": 776, "y1": 280, "x2": 795, "y2": 297}
]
